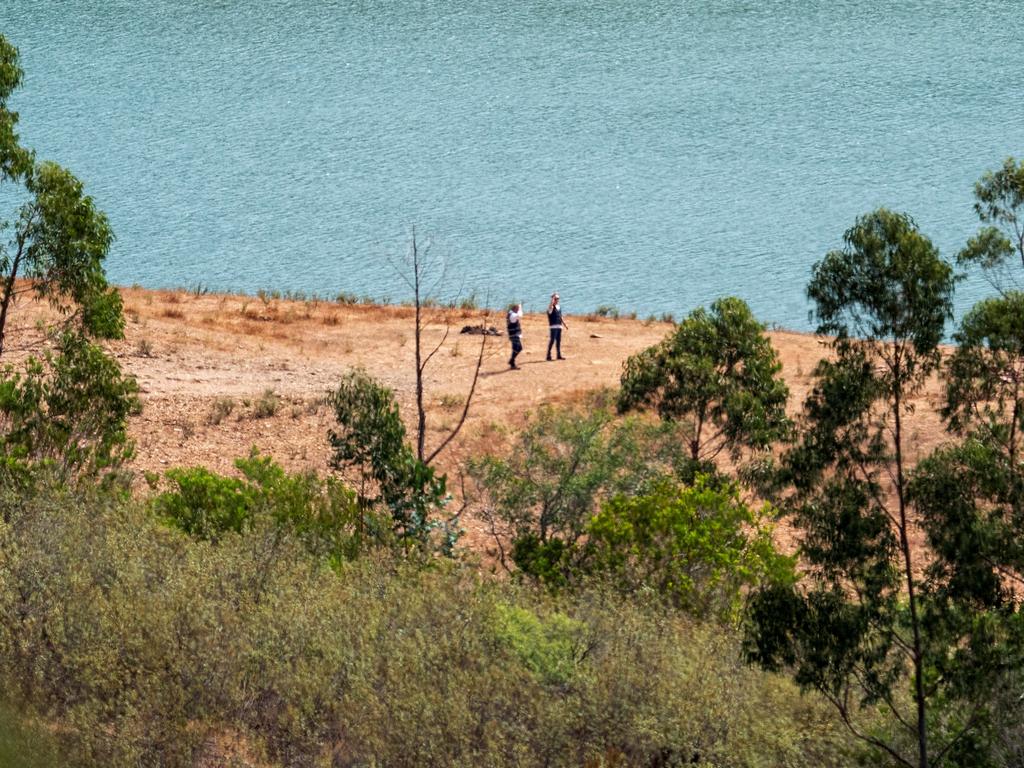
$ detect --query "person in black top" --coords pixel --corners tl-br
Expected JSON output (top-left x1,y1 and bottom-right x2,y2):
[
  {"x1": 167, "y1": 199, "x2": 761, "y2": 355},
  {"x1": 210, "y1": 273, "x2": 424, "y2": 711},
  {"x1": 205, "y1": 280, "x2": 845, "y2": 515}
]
[
  {"x1": 507, "y1": 303, "x2": 523, "y2": 369},
  {"x1": 546, "y1": 292, "x2": 568, "y2": 361}
]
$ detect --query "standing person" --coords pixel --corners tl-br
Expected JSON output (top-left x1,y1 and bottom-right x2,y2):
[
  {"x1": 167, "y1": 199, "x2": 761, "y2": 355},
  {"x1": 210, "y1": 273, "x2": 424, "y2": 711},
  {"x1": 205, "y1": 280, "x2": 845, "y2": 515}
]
[
  {"x1": 546, "y1": 292, "x2": 568, "y2": 361},
  {"x1": 507, "y1": 302, "x2": 524, "y2": 369}
]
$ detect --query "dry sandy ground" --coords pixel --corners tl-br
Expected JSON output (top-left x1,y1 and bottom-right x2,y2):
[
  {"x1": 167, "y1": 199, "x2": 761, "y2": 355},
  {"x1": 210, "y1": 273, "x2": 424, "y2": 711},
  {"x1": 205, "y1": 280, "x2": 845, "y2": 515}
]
[{"x1": 6, "y1": 287, "x2": 953, "y2": 551}]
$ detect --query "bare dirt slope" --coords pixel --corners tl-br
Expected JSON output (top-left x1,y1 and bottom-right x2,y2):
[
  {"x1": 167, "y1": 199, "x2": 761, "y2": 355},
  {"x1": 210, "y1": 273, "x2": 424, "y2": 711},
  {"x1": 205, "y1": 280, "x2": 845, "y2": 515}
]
[{"x1": 6, "y1": 287, "x2": 953, "y2": 549}]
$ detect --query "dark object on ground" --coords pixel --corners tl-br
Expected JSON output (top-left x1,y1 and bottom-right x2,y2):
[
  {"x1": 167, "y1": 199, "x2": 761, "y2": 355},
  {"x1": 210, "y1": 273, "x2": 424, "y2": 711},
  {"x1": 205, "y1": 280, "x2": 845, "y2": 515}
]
[
  {"x1": 590, "y1": 333, "x2": 603, "y2": 339},
  {"x1": 461, "y1": 324, "x2": 502, "y2": 336}
]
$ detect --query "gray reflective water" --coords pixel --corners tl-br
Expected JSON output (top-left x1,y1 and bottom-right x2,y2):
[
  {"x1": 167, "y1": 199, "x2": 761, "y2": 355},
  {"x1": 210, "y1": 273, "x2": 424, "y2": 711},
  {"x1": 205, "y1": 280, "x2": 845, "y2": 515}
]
[{"x1": 4, "y1": 1, "x2": 1023, "y2": 326}]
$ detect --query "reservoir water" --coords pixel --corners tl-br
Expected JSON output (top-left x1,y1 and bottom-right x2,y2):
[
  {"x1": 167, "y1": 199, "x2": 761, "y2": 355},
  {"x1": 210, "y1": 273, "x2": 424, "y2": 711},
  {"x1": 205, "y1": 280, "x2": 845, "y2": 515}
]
[{"x1": 3, "y1": 1, "x2": 1023, "y2": 328}]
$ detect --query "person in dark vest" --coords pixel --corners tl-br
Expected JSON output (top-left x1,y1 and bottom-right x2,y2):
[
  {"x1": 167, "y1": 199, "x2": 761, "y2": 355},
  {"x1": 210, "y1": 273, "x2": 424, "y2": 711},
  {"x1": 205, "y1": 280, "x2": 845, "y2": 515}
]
[
  {"x1": 507, "y1": 302, "x2": 523, "y2": 369},
  {"x1": 546, "y1": 292, "x2": 568, "y2": 361}
]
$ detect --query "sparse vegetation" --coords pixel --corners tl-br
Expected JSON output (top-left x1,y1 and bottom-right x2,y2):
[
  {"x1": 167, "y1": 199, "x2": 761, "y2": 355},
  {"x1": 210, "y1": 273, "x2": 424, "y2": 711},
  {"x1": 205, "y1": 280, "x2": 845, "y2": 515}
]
[
  {"x1": 252, "y1": 388, "x2": 280, "y2": 419},
  {"x1": 438, "y1": 393, "x2": 463, "y2": 409},
  {"x1": 591, "y1": 304, "x2": 620, "y2": 319},
  {"x1": 206, "y1": 396, "x2": 235, "y2": 425}
]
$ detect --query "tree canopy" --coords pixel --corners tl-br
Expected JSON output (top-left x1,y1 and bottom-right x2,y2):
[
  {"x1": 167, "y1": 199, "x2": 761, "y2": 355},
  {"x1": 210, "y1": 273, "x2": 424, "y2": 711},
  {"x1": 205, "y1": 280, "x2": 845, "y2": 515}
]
[
  {"x1": 617, "y1": 296, "x2": 790, "y2": 473},
  {"x1": 0, "y1": 36, "x2": 123, "y2": 358},
  {"x1": 747, "y1": 208, "x2": 973, "y2": 768},
  {"x1": 958, "y1": 157, "x2": 1024, "y2": 291}
]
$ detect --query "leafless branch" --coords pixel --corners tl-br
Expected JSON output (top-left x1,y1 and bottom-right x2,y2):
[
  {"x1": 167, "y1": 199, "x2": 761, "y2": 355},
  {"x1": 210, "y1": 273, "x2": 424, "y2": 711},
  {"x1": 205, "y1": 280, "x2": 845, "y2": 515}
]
[{"x1": 425, "y1": 308, "x2": 490, "y2": 466}]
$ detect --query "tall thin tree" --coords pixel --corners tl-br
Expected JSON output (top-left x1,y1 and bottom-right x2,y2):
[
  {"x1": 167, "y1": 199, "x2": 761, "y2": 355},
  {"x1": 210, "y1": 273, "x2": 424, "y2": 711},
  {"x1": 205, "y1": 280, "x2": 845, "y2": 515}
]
[{"x1": 746, "y1": 209, "x2": 957, "y2": 768}]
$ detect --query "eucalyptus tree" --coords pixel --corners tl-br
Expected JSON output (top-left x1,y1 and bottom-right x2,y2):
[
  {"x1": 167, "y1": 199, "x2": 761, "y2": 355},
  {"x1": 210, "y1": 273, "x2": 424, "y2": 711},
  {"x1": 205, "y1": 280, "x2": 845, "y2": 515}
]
[
  {"x1": 0, "y1": 35, "x2": 134, "y2": 480},
  {"x1": 944, "y1": 292, "x2": 1024, "y2": 462},
  {"x1": 0, "y1": 35, "x2": 33, "y2": 183},
  {"x1": 958, "y1": 157, "x2": 1024, "y2": 292},
  {"x1": 617, "y1": 296, "x2": 790, "y2": 478},
  {"x1": 906, "y1": 292, "x2": 1024, "y2": 762},
  {"x1": 746, "y1": 209, "x2": 964, "y2": 768},
  {"x1": 0, "y1": 35, "x2": 123, "y2": 359}
]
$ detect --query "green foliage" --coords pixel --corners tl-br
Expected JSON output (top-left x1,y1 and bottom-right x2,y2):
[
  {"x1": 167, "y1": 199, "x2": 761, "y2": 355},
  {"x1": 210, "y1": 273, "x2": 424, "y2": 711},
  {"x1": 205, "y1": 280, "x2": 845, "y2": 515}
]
[
  {"x1": 471, "y1": 405, "x2": 791, "y2": 616},
  {"x1": 155, "y1": 448, "x2": 377, "y2": 563},
  {"x1": 0, "y1": 35, "x2": 33, "y2": 183},
  {"x1": 944, "y1": 291, "x2": 1024, "y2": 460},
  {"x1": 0, "y1": 36, "x2": 134, "y2": 490},
  {"x1": 0, "y1": 36, "x2": 124, "y2": 360},
  {"x1": 747, "y1": 209, "x2": 992, "y2": 768},
  {"x1": 329, "y1": 369, "x2": 449, "y2": 547},
  {"x1": 807, "y1": 208, "x2": 953, "y2": 355},
  {"x1": 958, "y1": 157, "x2": 1024, "y2": 288},
  {"x1": 618, "y1": 296, "x2": 791, "y2": 470},
  {"x1": 0, "y1": 700, "x2": 63, "y2": 768},
  {"x1": 491, "y1": 603, "x2": 586, "y2": 686},
  {"x1": 0, "y1": 331, "x2": 139, "y2": 481},
  {"x1": 587, "y1": 477, "x2": 795, "y2": 621},
  {"x1": 4, "y1": 157, "x2": 122, "y2": 346},
  {"x1": 0, "y1": 479, "x2": 862, "y2": 767},
  {"x1": 470, "y1": 403, "x2": 690, "y2": 582},
  {"x1": 156, "y1": 466, "x2": 250, "y2": 539},
  {"x1": 906, "y1": 287, "x2": 1024, "y2": 762}
]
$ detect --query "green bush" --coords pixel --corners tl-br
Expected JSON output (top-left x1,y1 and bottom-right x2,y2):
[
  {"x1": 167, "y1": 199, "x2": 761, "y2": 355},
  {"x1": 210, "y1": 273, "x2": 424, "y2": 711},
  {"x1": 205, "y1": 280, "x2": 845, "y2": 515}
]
[
  {"x1": 491, "y1": 603, "x2": 585, "y2": 687},
  {"x1": 156, "y1": 465, "x2": 251, "y2": 539},
  {"x1": 0, "y1": 477, "x2": 863, "y2": 768},
  {"x1": 0, "y1": 331, "x2": 139, "y2": 482},
  {"x1": 586, "y1": 476, "x2": 796, "y2": 620},
  {"x1": 154, "y1": 448, "x2": 380, "y2": 563},
  {"x1": 0, "y1": 701, "x2": 63, "y2": 768},
  {"x1": 329, "y1": 369, "x2": 447, "y2": 547},
  {"x1": 470, "y1": 403, "x2": 692, "y2": 584}
]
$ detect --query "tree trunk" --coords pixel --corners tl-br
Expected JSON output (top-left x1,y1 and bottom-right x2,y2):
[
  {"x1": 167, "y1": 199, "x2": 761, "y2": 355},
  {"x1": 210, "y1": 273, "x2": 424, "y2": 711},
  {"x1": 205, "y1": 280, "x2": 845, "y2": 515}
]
[
  {"x1": 1010, "y1": 379, "x2": 1020, "y2": 466},
  {"x1": 412, "y1": 234, "x2": 426, "y2": 462},
  {"x1": 892, "y1": 347, "x2": 929, "y2": 768},
  {"x1": 0, "y1": 240, "x2": 24, "y2": 360}
]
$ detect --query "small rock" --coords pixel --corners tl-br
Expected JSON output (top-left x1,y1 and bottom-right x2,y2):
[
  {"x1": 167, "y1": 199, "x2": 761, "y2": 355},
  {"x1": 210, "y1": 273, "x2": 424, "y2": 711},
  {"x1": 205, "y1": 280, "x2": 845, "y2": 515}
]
[{"x1": 590, "y1": 333, "x2": 603, "y2": 339}]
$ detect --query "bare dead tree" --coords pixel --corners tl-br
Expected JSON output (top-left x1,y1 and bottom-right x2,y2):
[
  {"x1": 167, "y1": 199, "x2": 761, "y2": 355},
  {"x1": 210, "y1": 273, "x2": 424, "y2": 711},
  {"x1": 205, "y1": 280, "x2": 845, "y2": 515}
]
[{"x1": 388, "y1": 228, "x2": 491, "y2": 466}]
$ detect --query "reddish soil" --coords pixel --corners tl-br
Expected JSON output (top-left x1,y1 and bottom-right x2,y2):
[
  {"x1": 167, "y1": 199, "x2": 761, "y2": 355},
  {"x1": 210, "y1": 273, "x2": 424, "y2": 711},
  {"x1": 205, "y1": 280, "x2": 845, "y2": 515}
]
[{"x1": 5, "y1": 287, "x2": 953, "y2": 552}]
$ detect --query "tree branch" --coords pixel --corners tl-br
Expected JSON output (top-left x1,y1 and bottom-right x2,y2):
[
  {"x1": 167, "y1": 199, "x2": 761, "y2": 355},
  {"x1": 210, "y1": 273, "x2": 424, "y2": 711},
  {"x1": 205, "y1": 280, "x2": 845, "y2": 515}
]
[{"x1": 425, "y1": 313, "x2": 488, "y2": 466}]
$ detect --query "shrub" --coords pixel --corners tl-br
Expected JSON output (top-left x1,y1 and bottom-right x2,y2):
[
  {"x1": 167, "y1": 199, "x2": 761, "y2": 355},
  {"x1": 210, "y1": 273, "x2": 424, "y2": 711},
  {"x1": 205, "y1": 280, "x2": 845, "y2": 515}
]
[
  {"x1": 329, "y1": 369, "x2": 447, "y2": 547},
  {"x1": 207, "y1": 396, "x2": 235, "y2": 425},
  {"x1": 0, "y1": 701, "x2": 62, "y2": 768},
  {"x1": 0, "y1": 478, "x2": 863, "y2": 768},
  {"x1": 0, "y1": 331, "x2": 139, "y2": 482},
  {"x1": 154, "y1": 449, "x2": 378, "y2": 562},
  {"x1": 155, "y1": 465, "x2": 251, "y2": 540},
  {"x1": 586, "y1": 476, "x2": 795, "y2": 620},
  {"x1": 251, "y1": 388, "x2": 280, "y2": 419},
  {"x1": 492, "y1": 603, "x2": 585, "y2": 687},
  {"x1": 469, "y1": 403, "x2": 692, "y2": 583}
]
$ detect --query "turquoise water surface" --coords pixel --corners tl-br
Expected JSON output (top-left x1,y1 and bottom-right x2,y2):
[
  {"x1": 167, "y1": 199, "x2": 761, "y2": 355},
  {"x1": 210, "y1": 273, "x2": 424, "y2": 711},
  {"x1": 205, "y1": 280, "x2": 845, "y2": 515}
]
[{"x1": 3, "y1": 1, "x2": 1023, "y2": 327}]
